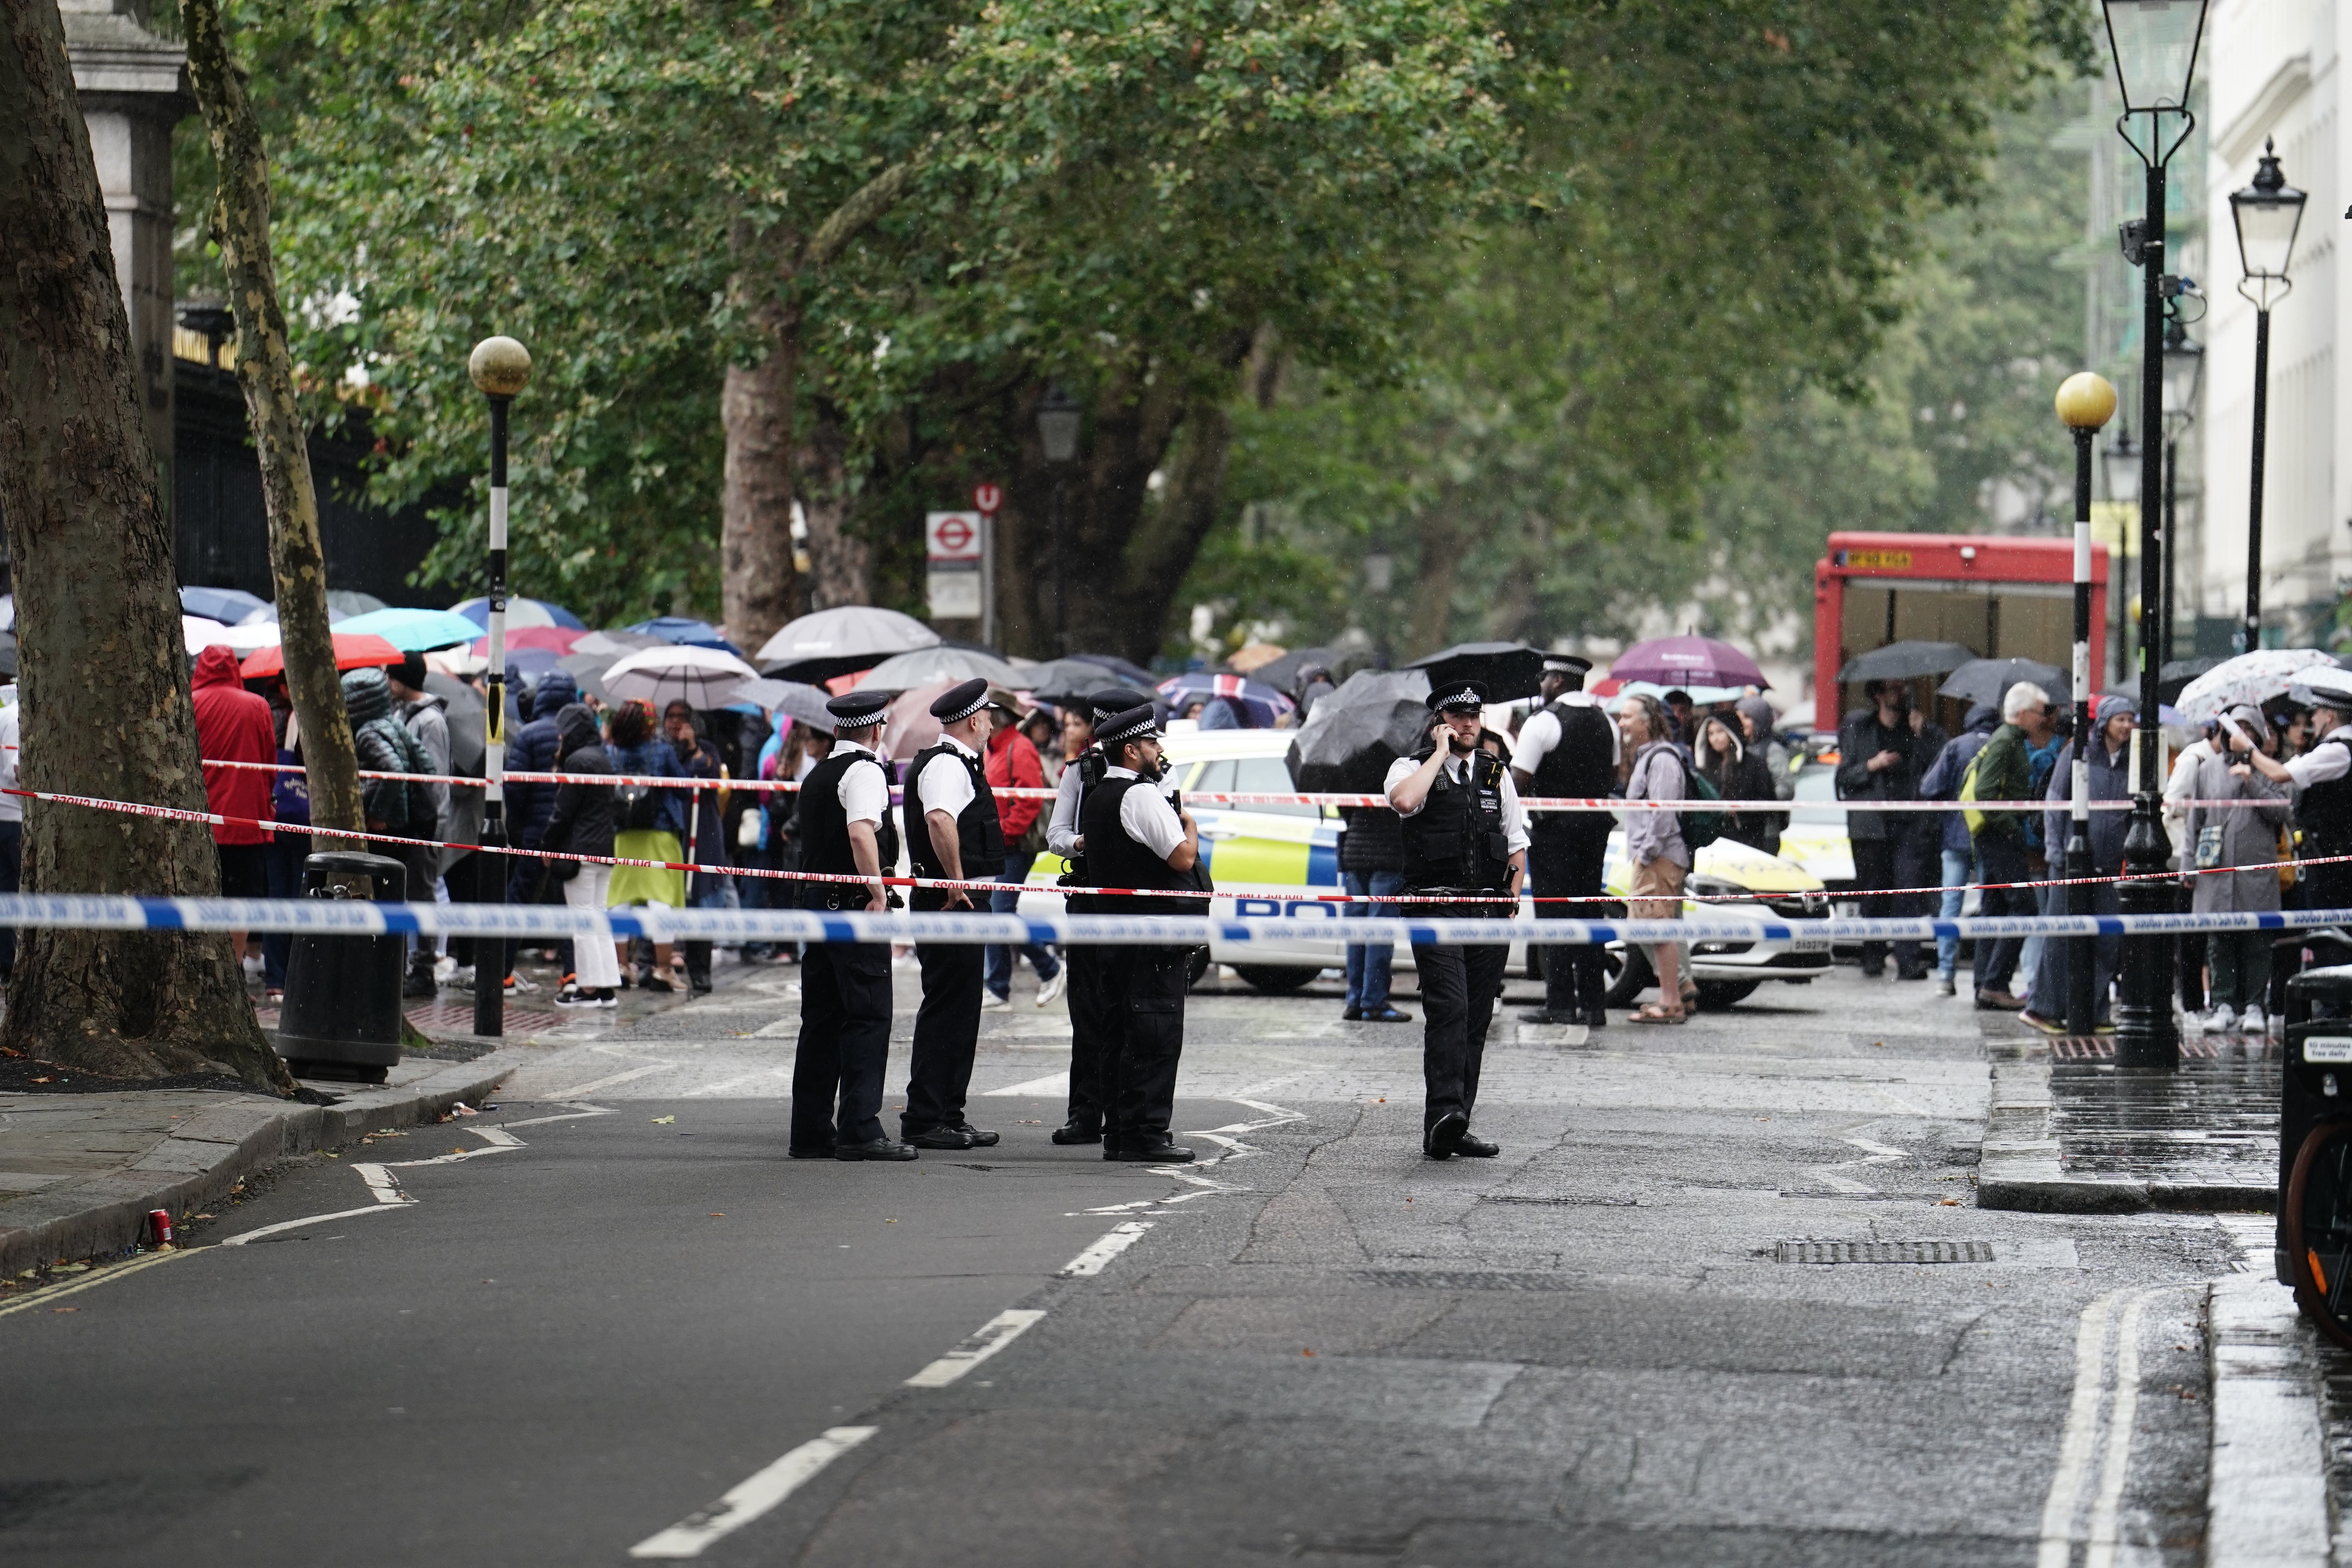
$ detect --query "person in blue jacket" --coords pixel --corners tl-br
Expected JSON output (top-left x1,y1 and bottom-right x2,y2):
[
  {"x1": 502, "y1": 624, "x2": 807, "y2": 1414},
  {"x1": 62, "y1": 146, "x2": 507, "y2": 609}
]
[{"x1": 604, "y1": 698, "x2": 687, "y2": 990}]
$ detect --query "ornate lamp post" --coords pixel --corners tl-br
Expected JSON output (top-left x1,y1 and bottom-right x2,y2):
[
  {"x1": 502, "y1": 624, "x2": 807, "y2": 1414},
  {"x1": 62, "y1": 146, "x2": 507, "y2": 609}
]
[
  {"x1": 2227, "y1": 139, "x2": 2307, "y2": 653},
  {"x1": 2159, "y1": 321, "x2": 2204, "y2": 664},
  {"x1": 1036, "y1": 385, "x2": 1082, "y2": 657},
  {"x1": 2059, "y1": 372, "x2": 2119, "y2": 1034},
  {"x1": 2101, "y1": 0, "x2": 2209, "y2": 1069},
  {"x1": 2103, "y1": 426, "x2": 2142, "y2": 679},
  {"x1": 468, "y1": 335, "x2": 531, "y2": 1038}
]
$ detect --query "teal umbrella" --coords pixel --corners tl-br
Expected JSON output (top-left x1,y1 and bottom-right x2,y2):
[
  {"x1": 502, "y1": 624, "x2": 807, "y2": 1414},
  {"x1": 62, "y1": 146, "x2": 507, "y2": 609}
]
[{"x1": 334, "y1": 606, "x2": 488, "y2": 652}]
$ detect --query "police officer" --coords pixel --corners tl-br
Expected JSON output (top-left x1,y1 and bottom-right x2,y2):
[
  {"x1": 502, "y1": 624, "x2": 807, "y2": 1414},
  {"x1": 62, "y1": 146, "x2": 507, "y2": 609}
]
[
  {"x1": 1043, "y1": 686, "x2": 1154, "y2": 1145},
  {"x1": 1511, "y1": 654, "x2": 1618, "y2": 1027},
  {"x1": 1081, "y1": 704, "x2": 1202, "y2": 1163},
  {"x1": 787, "y1": 692, "x2": 914, "y2": 1162},
  {"x1": 1387, "y1": 681, "x2": 1529, "y2": 1160},
  {"x1": 899, "y1": 677, "x2": 1004, "y2": 1150},
  {"x1": 2250, "y1": 667, "x2": 2352, "y2": 912}
]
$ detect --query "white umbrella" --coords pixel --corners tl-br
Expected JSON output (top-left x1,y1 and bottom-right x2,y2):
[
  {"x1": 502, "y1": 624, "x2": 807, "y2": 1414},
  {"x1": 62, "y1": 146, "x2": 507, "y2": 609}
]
[
  {"x1": 603, "y1": 645, "x2": 760, "y2": 710},
  {"x1": 755, "y1": 605, "x2": 939, "y2": 679},
  {"x1": 2175, "y1": 649, "x2": 2340, "y2": 723},
  {"x1": 851, "y1": 645, "x2": 1024, "y2": 692},
  {"x1": 182, "y1": 615, "x2": 228, "y2": 653},
  {"x1": 196, "y1": 620, "x2": 284, "y2": 653}
]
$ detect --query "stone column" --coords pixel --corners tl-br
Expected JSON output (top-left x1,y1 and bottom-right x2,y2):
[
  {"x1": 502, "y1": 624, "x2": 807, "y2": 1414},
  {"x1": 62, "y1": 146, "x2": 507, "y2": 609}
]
[{"x1": 63, "y1": 0, "x2": 190, "y2": 506}]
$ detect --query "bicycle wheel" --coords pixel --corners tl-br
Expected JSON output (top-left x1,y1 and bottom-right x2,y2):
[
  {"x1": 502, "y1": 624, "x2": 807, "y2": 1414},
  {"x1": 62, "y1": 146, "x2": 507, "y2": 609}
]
[{"x1": 2284, "y1": 1118, "x2": 2352, "y2": 1350}]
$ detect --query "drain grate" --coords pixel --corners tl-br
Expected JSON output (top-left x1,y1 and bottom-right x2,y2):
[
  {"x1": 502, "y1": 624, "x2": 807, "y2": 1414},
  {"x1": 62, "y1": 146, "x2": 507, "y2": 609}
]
[
  {"x1": 1356, "y1": 1270, "x2": 1577, "y2": 1290},
  {"x1": 1775, "y1": 1240, "x2": 1995, "y2": 1265}
]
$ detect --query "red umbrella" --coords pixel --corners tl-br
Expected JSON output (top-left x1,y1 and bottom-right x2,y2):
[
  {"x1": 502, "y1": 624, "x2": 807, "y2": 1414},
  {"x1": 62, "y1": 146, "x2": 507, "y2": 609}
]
[
  {"x1": 1606, "y1": 635, "x2": 1766, "y2": 691},
  {"x1": 239, "y1": 633, "x2": 405, "y2": 679},
  {"x1": 470, "y1": 625, "x2": 581, "y2": 655}
]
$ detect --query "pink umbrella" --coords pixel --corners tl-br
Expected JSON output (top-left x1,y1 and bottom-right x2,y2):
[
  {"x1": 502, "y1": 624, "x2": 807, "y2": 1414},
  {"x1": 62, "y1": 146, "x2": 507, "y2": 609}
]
[
  {"x1": 882, "y1": 679, "x2": 959, "y2": 761},
  {"x1": 1607, "y1": 635, "x2": 1766, "y2": 691},
  {"x1": 470, "y1": 625, "x2": 581, "y2": 655}
]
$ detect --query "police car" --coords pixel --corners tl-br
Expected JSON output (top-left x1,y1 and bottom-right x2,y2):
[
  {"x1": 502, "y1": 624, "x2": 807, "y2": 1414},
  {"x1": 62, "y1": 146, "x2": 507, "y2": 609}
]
[{"x1": 1024, "y1": 730, "x2": 1833, "y2": 1007}]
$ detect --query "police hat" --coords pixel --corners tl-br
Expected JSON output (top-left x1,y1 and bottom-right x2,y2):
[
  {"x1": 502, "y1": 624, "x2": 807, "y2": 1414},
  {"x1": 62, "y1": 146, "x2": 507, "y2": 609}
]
[
  {"x1": 1426, "y1": 681, "x2": 1488, "y2": 713},
  {"x1": 2292, "y1": 665, "x2": 2352, "y2": 713},
  {"x1": 928, "y1": 677, "x2": 991, "y2": 725},
  {"x1": 1095, "y1": 704, "x2": 1160, "y2": 746},
  {"x1": 1090, "y1": 686, "x2": 1153, "y2": 718},
  {"x1": 826, "y1": 691, "x2": 890, "y2": 730},
  {"x1": 1541, "y1": 655, "x2": 1592, "y2": 677}
]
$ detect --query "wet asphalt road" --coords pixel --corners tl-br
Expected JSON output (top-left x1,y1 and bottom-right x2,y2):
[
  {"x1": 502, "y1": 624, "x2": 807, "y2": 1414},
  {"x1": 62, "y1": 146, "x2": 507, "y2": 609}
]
[{"x1": 0, "y1": 963, "x2": 2240, "y2": 1565}]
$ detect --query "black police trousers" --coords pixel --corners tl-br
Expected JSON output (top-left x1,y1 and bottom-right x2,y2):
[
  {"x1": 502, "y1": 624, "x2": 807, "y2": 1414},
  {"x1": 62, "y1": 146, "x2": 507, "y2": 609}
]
[
  {"x1": 1532, "y1": 835, "x2": 1609, "y2": 1014},
  {"x1": 1413, "y1": 940, "x2": 1508, "y2": 1134},
  {"x1": 1062, "y1": 943, "x2": 1112, "y2": 1131},
  {"x1": 1101, "y1": 945, "x2": 1189, "y2": 1150},
  {"x1": 1849, "y1": 831, "x2": 1931, "y2": 970},
  {"x1": 790, "y1": 940, "x2": 891, "y2": 1147},
  {"x1": 904, "y1": 941, "x2": 984, "y2": 1136}
]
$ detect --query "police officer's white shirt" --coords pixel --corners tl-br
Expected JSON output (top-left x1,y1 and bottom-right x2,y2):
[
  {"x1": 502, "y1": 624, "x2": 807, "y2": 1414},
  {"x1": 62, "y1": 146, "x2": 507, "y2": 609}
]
[
  {"x1": 831, "y1": 736, "x2": 889, "y2": 826},
  {"x1": 1104, "y1": 766, "x2": 1187, "y2": 861},
  {"x1": 1048, "y1": 749, "x2": 1177, "y2": 858},
  {"x1": 2287, "y1": 725, "x2": 2352, "y2": 788},
  {"x1": 1384, "y1": 751, "x2": 1532, "y2": 854},
  {"x1": 915, "y1": 732, "x2": 979, "y2": 820},
  {"x1": 1513, "y1": 693, "x2": 1619, "y2": 774}
]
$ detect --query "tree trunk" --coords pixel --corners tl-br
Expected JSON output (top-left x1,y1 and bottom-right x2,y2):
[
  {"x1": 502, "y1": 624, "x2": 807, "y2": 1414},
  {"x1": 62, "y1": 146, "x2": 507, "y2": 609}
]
[
  {"x1": 0, "y1": 0, "x2": 289, "y2": 1090},
  {"x1": 1409, "y1": 484, "x2": 1465, "y2": 655},
  {"x1": 720, "y1": 291, "x2": 801, "y2": 653},
  {"x1": 181, "y1": 0, "x2": 363, "y2": 849},
  {"x1": 797, "y1": 401, "x2": 870, "y2": 608}
]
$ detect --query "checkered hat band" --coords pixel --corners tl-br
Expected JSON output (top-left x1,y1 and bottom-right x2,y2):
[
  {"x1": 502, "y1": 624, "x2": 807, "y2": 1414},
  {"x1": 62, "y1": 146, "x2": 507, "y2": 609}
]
[
  {"x1": 1439, "y1": 689, "x2": 1481, "y2": 707},
  {"x1": 936, "y1": 696, "x2": 988, "y2": 724}
]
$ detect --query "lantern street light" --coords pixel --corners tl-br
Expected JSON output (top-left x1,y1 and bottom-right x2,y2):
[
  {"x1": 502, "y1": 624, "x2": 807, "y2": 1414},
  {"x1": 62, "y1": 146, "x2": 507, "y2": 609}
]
[
  {"x1": 2159, "y1": 321, "x2": 2204, "y2": 663},
  {"x1": 468, "y1": 334, "x2": 531, "y2": 1039},
  {"x1": 2100, "y1": 0, "x2": 2209, "y2": 1069},
  {"x1": 2228, "y1": 138, "x2": 2307, "y2": 654},
  {"x1": 1036, "y1": 385, "x2": 1082, "y2": 656},
  {"x1": 2058, "y1": 372, "x2": 2119, "y2": 1035}
]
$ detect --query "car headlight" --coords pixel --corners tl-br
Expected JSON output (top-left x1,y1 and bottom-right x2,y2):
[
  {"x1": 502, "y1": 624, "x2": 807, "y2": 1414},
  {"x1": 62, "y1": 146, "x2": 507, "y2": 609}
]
[{"x1": 1687, "y1": 876, "x2": 1743, "y2": 905}]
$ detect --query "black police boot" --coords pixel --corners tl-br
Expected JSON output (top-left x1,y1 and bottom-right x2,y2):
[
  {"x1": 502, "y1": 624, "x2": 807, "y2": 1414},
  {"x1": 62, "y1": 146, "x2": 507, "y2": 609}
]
[
  {"x1": 1455, "y1": 1131, "x2": 1500, "y2": 1158},
  {"x1": 1110, "y1": 1138, "x2": 1194, "y2": 1163},
  {"x1": 1423, "y1": 1111, "x2": 1468, "y2": 1160},
  {"x1": 1051, "y1": 1119, "x2": 1103, "y2": 1146},
  {"x1": 951, "y1": 1123, "x2": 1000, "y2": 1148},
  {"x1": 834, "y1": 1138, "x2": 918, "y2": 1161},
  {"x1": 906, "y1": 1125, "x2": 978, "y2": 1151}
]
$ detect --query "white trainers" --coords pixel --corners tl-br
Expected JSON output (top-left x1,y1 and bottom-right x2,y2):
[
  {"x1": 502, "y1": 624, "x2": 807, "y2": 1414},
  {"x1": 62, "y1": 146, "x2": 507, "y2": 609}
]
[
  {"x1": 980, "y1": 991, "x2": 1011, "y2": 1010},
  {"x1": 2201, "y1": 1004, "x2": 2236, "y2": 1035},
  {"x1": 2240, "y1": 1004, "x2": 2268, "y2": 1035},
  {"x1": 1036, "y1": 969, "x2": 1068, "y2": 1008},
  {"x1": 241, "y1": 953, "x2": 264, "y2": 979}
]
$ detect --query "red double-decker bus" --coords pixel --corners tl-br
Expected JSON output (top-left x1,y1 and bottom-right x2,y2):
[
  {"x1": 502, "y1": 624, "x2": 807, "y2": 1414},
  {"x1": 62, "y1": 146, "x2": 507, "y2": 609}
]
[{"x1": 1813, "y1": 532, "x2": 2112, "y2": 730}]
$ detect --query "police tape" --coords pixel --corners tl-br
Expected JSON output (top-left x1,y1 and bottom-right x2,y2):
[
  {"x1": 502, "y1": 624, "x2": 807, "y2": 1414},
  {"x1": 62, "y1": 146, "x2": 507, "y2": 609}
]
[
  {"x1": 185, "y1": 757, "x2": 2157, "y2": 813},
  {"x1": 3, "y1": 893, "x2": 2350, "y2": 947}
]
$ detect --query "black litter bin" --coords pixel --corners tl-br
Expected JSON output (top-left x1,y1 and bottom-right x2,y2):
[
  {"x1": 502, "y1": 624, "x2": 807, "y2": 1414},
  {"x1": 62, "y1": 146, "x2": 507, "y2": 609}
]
[
  {"x1": 274, "y1": 851, "x2": 408, "y2": 1084},
  {"x1": 2280, "y1": 959, "x2": 2352, "y2": 1283}
]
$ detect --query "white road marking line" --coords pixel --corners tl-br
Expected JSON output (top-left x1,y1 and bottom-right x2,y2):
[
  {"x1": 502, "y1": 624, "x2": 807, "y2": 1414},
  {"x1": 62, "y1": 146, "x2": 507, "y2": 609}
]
[
  {"x1": 904, "y1": 1308, "x2": 1046, "y2": 1388},
  {"x1": 471, "y1": 1126, "x2": 525, "y2": 1147},
  {"x1": 2038, "y1": 1289, "x2": 2122, "y2": 1568},
  {"x1": 2086, "y1": 1289, "x2": 2154, "y2": 1568},
  {"x1": 2208, "y1": 1217, "x2": 2329, "y2": 1568},
  {"x1": 1840, "y1": 1135, "x2": 1909, "y2": 1161},
  {"x1": 1057, "y1": 1221, "x2": 1152, "y2": 1277},
  {"x1": 351, "y1": 1163, "x2": 412, "y2": 1204},
  {"x1": 220, "y1": 1202, "x2": 416, "y2": 1247},
  {"x1": 981, "y1": 1071, "x2": 1069, "y2": 1098},
  {"x1": 498, "y1": 1102, "x2": 615, "y2": 1129},
  {"x1": 686, "y1": 1067, "x2": 791, "y2": 1097},
  {"x1": 628, "y1": 1426, "x2": 877, "y2": 1559},
  {"x1": 0, "y1": 1247, "x2": 192, "y2": 1316},
  {"x1": 550, "y1": 1058, "x2": 679, "y2": 1098}
]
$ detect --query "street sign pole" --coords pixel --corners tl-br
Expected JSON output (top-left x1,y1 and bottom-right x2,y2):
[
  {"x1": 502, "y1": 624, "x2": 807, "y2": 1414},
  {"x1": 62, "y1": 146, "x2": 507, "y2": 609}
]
[{"x1": 973, "y1": 484, "x2": 1002, "y2": 651}]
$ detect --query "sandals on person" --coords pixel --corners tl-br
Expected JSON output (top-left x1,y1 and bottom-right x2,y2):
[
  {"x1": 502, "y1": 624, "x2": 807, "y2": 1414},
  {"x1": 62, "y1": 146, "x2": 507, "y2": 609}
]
[{"x1": 1630, "y1": 1002, "x2": 1687, "y2": 1025}]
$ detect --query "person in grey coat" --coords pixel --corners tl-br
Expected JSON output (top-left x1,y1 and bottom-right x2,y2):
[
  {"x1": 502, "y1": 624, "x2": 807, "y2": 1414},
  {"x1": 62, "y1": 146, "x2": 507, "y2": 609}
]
[{"x1": 2187, "y1": 704, "x2": 2292, "y2": 1033}]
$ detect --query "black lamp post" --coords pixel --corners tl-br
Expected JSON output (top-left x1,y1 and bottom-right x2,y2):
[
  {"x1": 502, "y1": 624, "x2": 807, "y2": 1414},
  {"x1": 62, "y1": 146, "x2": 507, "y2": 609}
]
[
  {"x1": 2159, "y1": 321, "x2": 2204, "y2": 665},
  {"x1": 1036, "y1": 385, "x2": 1082, "y2": 657},
  {"x1": 2227, "y1": 138, "x2": 2307, "y2": 654},
  {"x1": 468, "y1": 335, "x2": 531, "y2": 1038},
  {"x1": 2103, "y1": 426, "x2": 2142, "y2": 679},
  {"x1": 2059, "y1": 372, "x2": 2119, "y2": 1034},
  {"x1": 2102, "y1": 0, "x2": 2209, "y2": 1069}
]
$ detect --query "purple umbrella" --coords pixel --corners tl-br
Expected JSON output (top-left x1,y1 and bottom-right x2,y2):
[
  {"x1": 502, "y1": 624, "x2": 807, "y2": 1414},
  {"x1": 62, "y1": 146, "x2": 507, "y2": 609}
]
[{"x1": 1608, "y1": 635, "x2": 1766, "y2": 691}]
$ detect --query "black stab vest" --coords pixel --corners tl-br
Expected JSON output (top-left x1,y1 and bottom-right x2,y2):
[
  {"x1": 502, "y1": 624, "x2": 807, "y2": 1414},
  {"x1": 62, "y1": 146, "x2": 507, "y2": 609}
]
[
  {"x1": 2301, "y1": 735, "x2": 2352, "y2": 856},
  {"x1": 1399, "y1": 746, "x2": 1513, "y2": 892},
  {"x1": 1527, "y1": 699, "x2": 1618, "y2": 846},
  {"x1": 903, "y1": 740, "x2": 1005, "y2": 910},
  {"x1": 1081, "y1": 775, "x2": 1205, "y2": 916},
  {"x1": 792, "y1": 748, "x2": 898, "y2": 909}
]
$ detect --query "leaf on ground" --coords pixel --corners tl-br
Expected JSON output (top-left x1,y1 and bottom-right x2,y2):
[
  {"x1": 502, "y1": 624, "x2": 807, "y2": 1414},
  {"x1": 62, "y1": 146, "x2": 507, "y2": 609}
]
[{"x1": 651, "y1": 1115, "x2": 676, "y2": 1125}]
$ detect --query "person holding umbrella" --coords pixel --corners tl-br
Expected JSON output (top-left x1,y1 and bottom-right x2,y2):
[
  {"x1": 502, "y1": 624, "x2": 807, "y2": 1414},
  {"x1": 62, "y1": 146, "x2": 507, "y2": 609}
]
[
  {"x1": 2245, "y1": 667, "x2": 2352, "y2": 914},
  {"x1": 1387, "y1": 682, "x2": 1528, "y2": 1158},
  {"x1": 1510, "y1": 654, "x2": 1617, "y2": 1027},
  {"x1": 898, "y1": 679, "x2": 1007, "y2": 1151}
]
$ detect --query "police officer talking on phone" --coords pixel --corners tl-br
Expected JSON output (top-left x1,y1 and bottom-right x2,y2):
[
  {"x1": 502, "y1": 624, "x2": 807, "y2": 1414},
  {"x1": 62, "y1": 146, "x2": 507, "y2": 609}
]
[
  {"x1": 899, "y1": 677, "x2": 1005, "y2": 1151},
  {"x1": 1080, "y1": 704, "x2": 1204, "y2": 1163},
  {"x1": 1387, "y1": 682, "x2": 1529, "y2": 1160},
  {"x1": 1043, "y1": 685, "x2": 1155, "y2": 1145},
  {"x1": 787, "y1": 691, "x2": 913, "y2": 1162}
]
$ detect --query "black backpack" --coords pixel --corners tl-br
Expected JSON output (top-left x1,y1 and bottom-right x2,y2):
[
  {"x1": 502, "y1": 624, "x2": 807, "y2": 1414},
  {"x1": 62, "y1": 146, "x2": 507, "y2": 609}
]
[{"x1": 615, "y1": 781, "x2": 664, "y2": 833}]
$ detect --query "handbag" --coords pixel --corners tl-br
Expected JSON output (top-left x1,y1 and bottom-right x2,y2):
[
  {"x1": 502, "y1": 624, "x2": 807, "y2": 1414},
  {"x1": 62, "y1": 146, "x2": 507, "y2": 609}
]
[{"x1": 2194, "y1": 824, "x2": 2224, "y2": 872}]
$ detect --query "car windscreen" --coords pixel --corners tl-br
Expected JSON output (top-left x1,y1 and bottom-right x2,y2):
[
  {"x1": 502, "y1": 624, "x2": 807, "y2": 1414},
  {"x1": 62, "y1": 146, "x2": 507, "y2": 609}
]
[{"x1": 1789, "y1": 766, "x2": 1847, "y2": 827}]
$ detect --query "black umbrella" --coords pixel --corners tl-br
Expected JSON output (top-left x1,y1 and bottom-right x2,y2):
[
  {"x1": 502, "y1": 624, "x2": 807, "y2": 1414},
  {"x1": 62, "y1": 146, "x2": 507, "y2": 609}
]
[
  {"x1": 1286, "y1": 669, "x2": 1434, "y2": 794},
  {"x1": 423, "y1": 671, "x2": 486, "y2": 775},
  {"x1": 1021, "y1": 657, "x2": 1141, "y2": 705},
  {"x1": 1837, "y1": 641, "x2": 1978, "y2": 682},
  {"x1": 1070, "y1": 650, "x2": 1155, "y2": 688},
  {"x1": 2159, "y1": 656, "x2": 2220, "y2": 705},
  {"x1": 1249, "y1": 645, "x2": 1345, "y2": 696},
  {"x1": 1938, "y1": 657, "x2": 2068, "y2": 707},
  {"x1": 1402, "y1": 641, "x2": 1543, "y2": 704}
]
